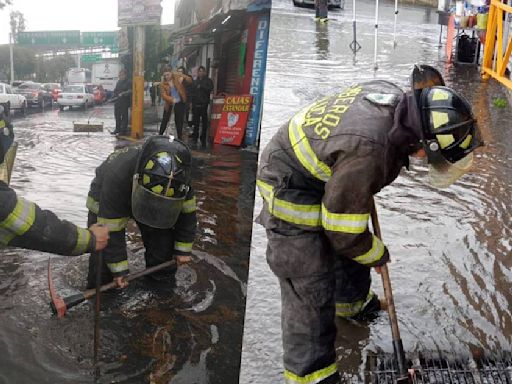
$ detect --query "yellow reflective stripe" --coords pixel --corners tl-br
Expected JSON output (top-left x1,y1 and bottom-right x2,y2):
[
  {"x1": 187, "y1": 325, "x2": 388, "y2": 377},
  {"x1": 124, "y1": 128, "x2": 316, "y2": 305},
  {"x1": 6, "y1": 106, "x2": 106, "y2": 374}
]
[
  {"x1": 0, "y1": 197, "x2": 36, "y2": 245},
  {"x1": 175, "y1": 241, "x2": 193, "y2": 252},
  {"x1": 86, "y1": 196, "x2": 99, "y2": 214},
  {"x1": 257, "y1": 180, "x2": 321, "y2": 227},
  {"x1": 353, "y1": 235, "x2": 385, "y2": 265},
  {"x1": 181, "y1": 197, "x2": 197, "y2": 213},
  {"x1": 97, "y1": 217, "x2": 128, "y2": 232},
  {"x1": 284, "y1": 363, "x2": 338, "y2": 384},
  {"x1": 336, "y1": 291, "x2": 375, "y2": 317},
  {"x1": 288, "y1": 109, "x2": 332, "y2": 182},
  {"x1": 107, "y1": 260, "x2": 129, "y2": 273},
  {"x1": 72, "y1": 227, "x2": 91, "y2": 255},
  {"x1": 321, "y1": 203, "x2": 369, "y2": 234}
]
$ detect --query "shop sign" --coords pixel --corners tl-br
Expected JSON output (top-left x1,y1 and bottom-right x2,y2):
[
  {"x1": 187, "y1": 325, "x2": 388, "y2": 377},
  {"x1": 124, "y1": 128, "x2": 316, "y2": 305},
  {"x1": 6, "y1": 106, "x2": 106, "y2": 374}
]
[
  {"x1": 214, "y1": 95, "x2": 253, "y2": 146},
  {"x1": 244, "y1": 13, "x2": 270, "y2": 146}
]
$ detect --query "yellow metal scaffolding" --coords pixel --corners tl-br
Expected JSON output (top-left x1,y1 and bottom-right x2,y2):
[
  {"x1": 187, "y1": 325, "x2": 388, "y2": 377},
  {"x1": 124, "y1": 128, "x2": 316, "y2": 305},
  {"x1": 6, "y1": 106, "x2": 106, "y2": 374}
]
[{"x1": 481, "y1": 0, "x2": 512, "y2": 90}]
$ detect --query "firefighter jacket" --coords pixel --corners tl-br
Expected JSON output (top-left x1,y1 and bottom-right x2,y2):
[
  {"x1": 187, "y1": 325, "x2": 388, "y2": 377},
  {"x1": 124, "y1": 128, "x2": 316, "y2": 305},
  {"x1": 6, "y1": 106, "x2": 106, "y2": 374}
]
[
  {"x1": 86, "y1": 146, "x2": 197, "y2": 277},
  {"x1": 0, "y1": 181, "x2": 95, "y2": 255},
  {"x1": 257, "y1": 80, "x2": 421, "y2": 269}
]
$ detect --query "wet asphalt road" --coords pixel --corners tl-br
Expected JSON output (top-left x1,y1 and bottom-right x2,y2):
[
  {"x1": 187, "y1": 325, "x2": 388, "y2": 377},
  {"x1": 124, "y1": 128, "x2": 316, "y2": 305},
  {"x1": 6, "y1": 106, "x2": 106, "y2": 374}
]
[
  {"x1": 0, "y1": 102, "x2": 256, "y2": 383},
  {"x1": 240, "y1": 1, "x2": 512, "y2": 383}
]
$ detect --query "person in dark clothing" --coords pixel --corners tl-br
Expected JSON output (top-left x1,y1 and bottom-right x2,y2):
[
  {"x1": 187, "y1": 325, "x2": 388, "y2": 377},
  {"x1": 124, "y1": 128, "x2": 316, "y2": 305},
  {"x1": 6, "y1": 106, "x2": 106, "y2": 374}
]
[
  {"x1": 113, "y1": 69, "x2": 132, "y2": 135},
  {"x1": 159, "y1": 67, "x2": 192, "y2": 139},
  {"x1": 85, "y1": 135, "x2": 197, "y2": 289},
  {"x1": 150, "y1": 82, "x2": 157, "y2": 106},
  {"x1": 315, "y1": 0, "x2": 328, "y2": 22},
  {"x1": 191, "y1": 66, "x2": 214, "y2": 148},
  {"x1": 0, "y1": 105, "x2": 109, "y2": 255},
  {"x1": 255, "y1": 65, "x2": 481, "y2": 383},
  {"x1": 180, "y1": 66, "x2": 195, "y2": 129}
]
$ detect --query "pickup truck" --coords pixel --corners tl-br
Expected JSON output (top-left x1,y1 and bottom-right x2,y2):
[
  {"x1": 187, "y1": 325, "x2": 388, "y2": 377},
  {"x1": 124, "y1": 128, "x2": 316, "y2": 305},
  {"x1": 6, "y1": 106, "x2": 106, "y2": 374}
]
[{"x1": 0, "y1": 82, "x2": 27, "y2": 116}]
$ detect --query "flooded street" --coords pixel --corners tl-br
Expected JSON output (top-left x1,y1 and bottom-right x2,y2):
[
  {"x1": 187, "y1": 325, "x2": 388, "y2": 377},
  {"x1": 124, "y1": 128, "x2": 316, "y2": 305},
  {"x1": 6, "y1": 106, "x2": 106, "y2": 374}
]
[
  {"x1": 240, "y1": 0, "x2": 512, "y2": 383},
  {"x1": 0, "y1": 103, "x2": 256, "y2": 383}
]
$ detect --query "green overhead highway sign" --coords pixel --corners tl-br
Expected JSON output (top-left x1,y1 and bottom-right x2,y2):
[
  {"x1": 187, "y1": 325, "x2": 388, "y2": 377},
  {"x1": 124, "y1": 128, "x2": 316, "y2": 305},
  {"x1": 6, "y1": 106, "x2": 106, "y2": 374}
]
[
  {"x1": 81, "y1": 54, "x2": 102, "y2": 63},
  {"x1": 82, "y1": 32, "x2": 117, "y2": 47},
  {"x1": 18, "y1": 30, "x2": 81, "y2": 46}
]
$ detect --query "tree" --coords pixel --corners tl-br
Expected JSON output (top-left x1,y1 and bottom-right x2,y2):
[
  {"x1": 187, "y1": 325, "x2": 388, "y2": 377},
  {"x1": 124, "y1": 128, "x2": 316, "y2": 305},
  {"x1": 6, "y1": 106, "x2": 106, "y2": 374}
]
[
  {"x1": 37, "y1": 54, "x2": 76, "y2": 83},
  {"x1": 10, "y1": 10, "x2": 25, "y2": 43},
  {"x1": 0, "y1": 45, "x2": 35, "y2": 80},
  {"x1": 0, "y1": 1, "x2": 12, "y2": 10}
]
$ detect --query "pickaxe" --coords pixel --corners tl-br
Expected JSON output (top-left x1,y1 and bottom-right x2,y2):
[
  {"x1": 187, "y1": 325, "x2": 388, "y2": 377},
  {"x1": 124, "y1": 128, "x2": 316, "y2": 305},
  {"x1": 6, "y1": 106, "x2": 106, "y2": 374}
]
[{"x1": 48, "y1": 258, "x2": 177, "y2": 317}]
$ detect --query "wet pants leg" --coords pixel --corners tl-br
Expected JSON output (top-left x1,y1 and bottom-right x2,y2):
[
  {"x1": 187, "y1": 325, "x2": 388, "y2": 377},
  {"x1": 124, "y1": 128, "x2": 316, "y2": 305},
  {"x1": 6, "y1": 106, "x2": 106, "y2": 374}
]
[
  {"x1": 317, "y1": 0, "x2": 328, "y2": 18},
  {"x1": 159, "y1": 106, "x2": 173, "y2": 135},
  {"x1": 137, "y1": 222, "x2": 177, "y2": 283},
  {"x1": 173, "y1": 102, "x2": 186, "y2": 140},
  {"x1": 334, "y1": 257, "x2": 376, "y2": 318},
  {"x1": 265, "y1": 229, "x2": 340, "y2": 383},
  {"x1": 120, "y1": 105, "x2": 129, "y2": 134},
  {"x1": 114, "y1": 103, "x2": 122, "y2": 132},
  {"x1": 279, "y1": 275, "x2": 341, "y2": 383}
]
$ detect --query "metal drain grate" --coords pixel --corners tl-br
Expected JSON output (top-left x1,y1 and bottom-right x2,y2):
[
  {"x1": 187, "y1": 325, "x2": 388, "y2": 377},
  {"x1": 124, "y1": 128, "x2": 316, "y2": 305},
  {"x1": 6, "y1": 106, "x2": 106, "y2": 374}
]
[{"x1": 366, "y1": 352, "x2": 512, "y2": 384}]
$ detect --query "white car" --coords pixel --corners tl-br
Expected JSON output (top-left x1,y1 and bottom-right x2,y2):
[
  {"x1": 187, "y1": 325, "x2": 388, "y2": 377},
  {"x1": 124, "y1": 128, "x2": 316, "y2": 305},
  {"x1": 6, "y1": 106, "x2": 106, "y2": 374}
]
[
  {"x1": 58, "y1": 84, "x2": 95, "y2": 110},
  {"x1": 0, "y1": 82, "x2": 27, "y2": 116},
  {"x1": 293, "y1": 0, "x2": 344, "y2": 8}
]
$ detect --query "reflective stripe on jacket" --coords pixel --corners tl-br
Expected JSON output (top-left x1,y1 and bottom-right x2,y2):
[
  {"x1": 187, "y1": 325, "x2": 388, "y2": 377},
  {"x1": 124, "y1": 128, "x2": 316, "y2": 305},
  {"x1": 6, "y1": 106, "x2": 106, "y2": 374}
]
[
  {"x1": 257, "y1": 81, "x2": 412, "y2": 267},
  {"x1": 0, "y1": 181, "x2": 94, "y2": 256}
]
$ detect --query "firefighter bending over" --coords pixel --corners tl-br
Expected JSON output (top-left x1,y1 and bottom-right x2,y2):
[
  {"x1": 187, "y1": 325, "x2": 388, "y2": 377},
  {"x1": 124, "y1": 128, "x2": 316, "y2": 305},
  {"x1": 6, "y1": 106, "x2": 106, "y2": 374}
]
[
  {"x1": 86, "y1": 135, "x2": 197, "y2": 289},
  {"x1": 255, "y1": 65, "x2": 481, "y2": 384}
]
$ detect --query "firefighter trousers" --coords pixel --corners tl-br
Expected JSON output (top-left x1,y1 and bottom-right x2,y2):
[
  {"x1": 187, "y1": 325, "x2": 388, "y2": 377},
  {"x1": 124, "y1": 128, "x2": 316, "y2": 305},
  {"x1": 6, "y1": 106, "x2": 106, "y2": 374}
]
[
  {"x1": 87, "y1": 213, "x2": 177, "y2": 288},
  {"x1": 266, "y1": 228, "x2": 375, "y2": 383}
]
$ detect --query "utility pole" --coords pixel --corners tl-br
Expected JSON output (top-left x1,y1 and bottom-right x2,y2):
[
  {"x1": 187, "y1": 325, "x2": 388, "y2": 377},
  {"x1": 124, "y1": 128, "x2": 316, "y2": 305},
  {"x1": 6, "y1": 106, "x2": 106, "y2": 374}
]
[
  {"x1": 131, "y1": 25, "x2": 145, "y2": 139},
  {"x1": 9, "y1": 32, "x2": 14, "y2": 85}
]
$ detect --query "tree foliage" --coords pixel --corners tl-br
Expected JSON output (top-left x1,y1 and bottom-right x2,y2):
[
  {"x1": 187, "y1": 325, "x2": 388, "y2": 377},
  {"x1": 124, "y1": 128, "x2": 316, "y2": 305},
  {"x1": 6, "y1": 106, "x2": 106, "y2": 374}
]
[
  {"x1": 9, "y1": 10, "x2": 26, "y2": 43},
  {"x1": 0, "y1": 1, "x2": 12, "y2": 10},
  {"x1": 0, "y1": 45, "x2": 35, "y2": 80},
  {"x1": 37, "y1": 54, "x2": 76, "y2": 83}
]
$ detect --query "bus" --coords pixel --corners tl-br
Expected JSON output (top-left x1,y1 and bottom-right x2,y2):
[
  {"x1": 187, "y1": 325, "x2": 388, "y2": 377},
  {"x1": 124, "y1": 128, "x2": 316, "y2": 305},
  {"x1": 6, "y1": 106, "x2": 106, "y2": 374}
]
[{"x1": 66, "y1": 68, "x2": 92, "y2": 84}]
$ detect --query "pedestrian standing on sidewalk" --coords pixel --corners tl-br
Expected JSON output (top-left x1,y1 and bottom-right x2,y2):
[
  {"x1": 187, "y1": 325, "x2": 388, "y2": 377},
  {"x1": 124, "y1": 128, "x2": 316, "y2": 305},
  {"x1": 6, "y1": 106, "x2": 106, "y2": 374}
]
[
  {"x1": 315, "y1": 0, "x2": 328, "y2": 22},
  {"x1": 255, "y1": 65, "x2": 481, "y2": 383},
  {"x1": 113, "y1": 69, "x2": 132, "y2": 135},
  {"x1": 159, "y1": 67, "x2": 192, "y2": 139},
  {"x1": 191, "y1": 66, "x2": 214, "y2": 148}
]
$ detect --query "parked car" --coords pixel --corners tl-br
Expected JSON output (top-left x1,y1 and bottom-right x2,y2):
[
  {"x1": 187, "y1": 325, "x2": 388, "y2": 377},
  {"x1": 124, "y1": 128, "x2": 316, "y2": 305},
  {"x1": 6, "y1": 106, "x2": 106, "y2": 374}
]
[
  {"x1": 43, "y1": 83, "x2": 62, "y2": 102},
  {"x1": 11, "y1": 80, "x2": 25, "y2": 93},
  {"x1": 16, "y1": 82, "x2": 53, "y2": 110},
  {"x1": 293, "y1": 0, "x2": 344, "y2": 8},
  {"x1": 57, "y1": 84, "x2": 95, "y2": 110},
  {"x1": 92, "y1": 84, "x2": 107, "y2": 105},
  {"x1": 0, "y1": 82, "x2": 27, "y2": 116}
]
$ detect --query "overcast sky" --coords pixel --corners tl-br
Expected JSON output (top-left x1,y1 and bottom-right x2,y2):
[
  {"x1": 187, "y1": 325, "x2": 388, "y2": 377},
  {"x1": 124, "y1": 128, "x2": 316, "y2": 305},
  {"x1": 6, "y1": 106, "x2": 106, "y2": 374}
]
[{"x1": 0, "y1": 0, "x2": 174, "y2": 45}]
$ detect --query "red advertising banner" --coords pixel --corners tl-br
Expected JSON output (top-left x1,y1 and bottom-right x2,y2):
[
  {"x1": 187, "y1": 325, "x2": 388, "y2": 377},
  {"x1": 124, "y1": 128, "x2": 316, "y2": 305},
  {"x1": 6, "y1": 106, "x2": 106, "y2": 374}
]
[{"x1": 214, "y1": 94, "x2": 253, "y2": 146}]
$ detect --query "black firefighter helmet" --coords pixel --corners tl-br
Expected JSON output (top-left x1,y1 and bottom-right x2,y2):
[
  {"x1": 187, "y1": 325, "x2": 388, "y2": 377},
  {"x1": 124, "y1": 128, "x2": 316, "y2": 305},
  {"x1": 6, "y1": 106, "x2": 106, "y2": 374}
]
[
  {"x1": 132, "y1": 136, "x2": 192, "y2": 229},
  {"x1": 411, "y1": 64, "x2": 481, "y2": 188}
]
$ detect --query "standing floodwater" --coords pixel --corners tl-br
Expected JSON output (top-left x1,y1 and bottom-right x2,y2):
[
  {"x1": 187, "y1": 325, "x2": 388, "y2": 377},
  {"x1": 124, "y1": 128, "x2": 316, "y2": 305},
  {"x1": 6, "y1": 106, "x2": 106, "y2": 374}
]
[
  {"x1": 240, "y1": 1, "x2": 512, "y2": 383},
  {"x1": 0, "y1": 104, "x2": 256, "y2": 383}
]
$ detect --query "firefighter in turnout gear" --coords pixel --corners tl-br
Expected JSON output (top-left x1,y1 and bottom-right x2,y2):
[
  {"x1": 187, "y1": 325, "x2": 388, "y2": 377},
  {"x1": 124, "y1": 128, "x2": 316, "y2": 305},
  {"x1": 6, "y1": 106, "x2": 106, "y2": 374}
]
[
  {"x1": 255, "y1": 65, "x2": 481, "y2": 383},
  {"x1": 0, "y1": 105, "x2": 109, "y2": 255},
  {"x1": 86, "y1": 135, "x2": 197, "y2": 289}
]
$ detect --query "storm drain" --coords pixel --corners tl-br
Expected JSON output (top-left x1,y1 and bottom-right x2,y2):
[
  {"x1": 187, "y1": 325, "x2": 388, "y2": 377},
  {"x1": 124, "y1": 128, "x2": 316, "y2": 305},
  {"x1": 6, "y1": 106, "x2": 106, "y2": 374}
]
[{"x1": 366, "y1": 352, "x2": 512, "y2": 384}]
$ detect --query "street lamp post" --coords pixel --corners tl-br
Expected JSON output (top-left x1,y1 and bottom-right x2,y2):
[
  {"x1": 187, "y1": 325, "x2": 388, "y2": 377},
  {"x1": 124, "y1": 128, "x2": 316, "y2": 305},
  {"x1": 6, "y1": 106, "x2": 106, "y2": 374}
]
[{"x1": 9, "y1": 32, "x2": 14, "y2": 85}]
